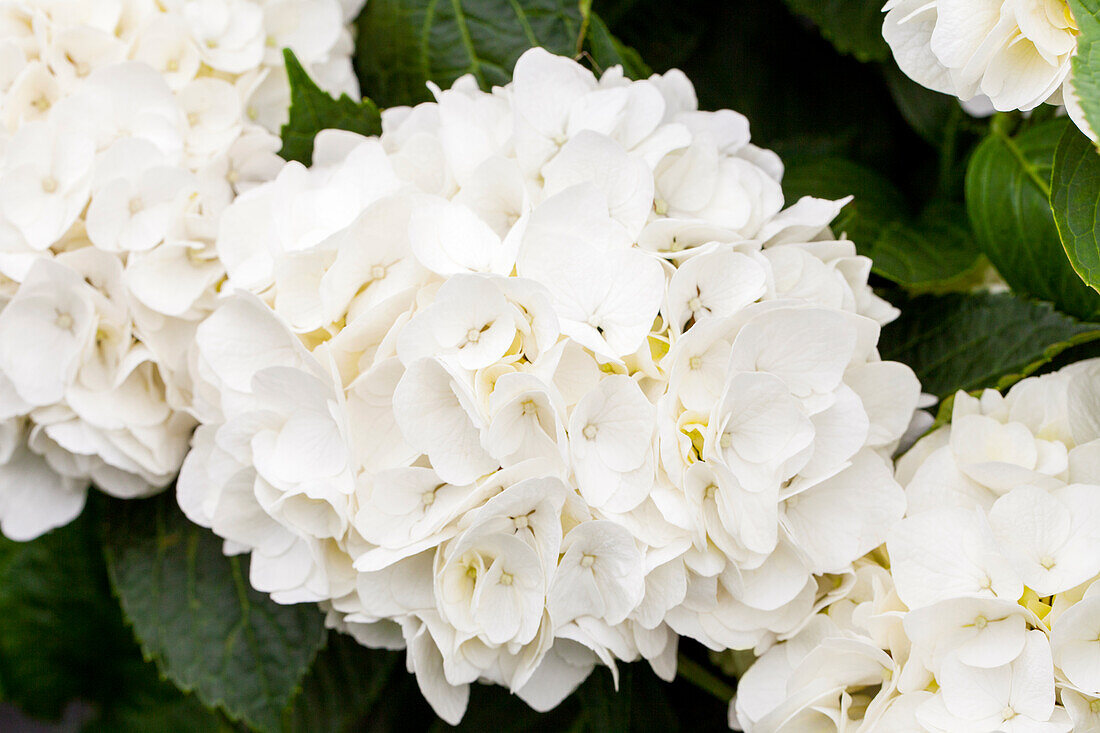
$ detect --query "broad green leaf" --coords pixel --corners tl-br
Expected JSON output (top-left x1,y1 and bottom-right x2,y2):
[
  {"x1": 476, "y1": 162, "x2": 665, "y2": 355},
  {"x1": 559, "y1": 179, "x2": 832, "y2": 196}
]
[
  {"x1": 283, "y1": 635, "x2": 397, "y2": 733},
  {"x1": 279, "y1": 49, "x2": 382, "y2": 165},
  {"x1": 355, "y1": 0, "x2": 586, "y2": 108},
  {"x1": 782, "y1": 157, "x2": 908, "y2": 247},
  {"x1": 966, "y1": 117, "x2": 1100, "y2": 319},
  {"x1": 104, "y1": 493, "x2": 326, "y2": 733},
  {"x1": 868, "y1": 201, "x2": 984, "y2": 291},
  {"x1": 1069, "y1": 0, "x2": 1100, "y2": 138},
  {"x1": 782, "y1": 0, "x2": 890, "y2": 62},
  {"x1": 783, "y1": 159, "x2": 982, "y2": 288},
  {"x1": 1052, "y1": 123, "x2": 1100, "y2": 293},
  {"x1": 586, "y1": 12, "x2": 651, "y2": 79},
  {"x1": 878, "y1": 292, "x2": 1100, "y2": 399}
]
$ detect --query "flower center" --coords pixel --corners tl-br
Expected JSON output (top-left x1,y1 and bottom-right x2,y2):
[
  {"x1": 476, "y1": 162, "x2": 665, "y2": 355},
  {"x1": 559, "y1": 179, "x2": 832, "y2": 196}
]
[
  {"x1": 41, "y1": 176, "x2": 58, "y2": 193},
  {"x1": 54, "y1": 311, "x2": 73, "y2": 331},
  {"x1": 689, "y1": 355, "x2": 702, "y2": 370},
  {"x1": 465, "y1": 328, "x2": 482, "y2": 344},
  {"x1": 580, "y1": 554, "x2": 595, "y2": 568},
  {"x1": 32, "y1": 95, "x2": 50, "y2": 112},
  {"x1": 1001, "y1": 707, "x2": 1016, "y2": 721},
  {"x1": 687, "y1": 296, "x2": 703, "y2": 312},
  {"x1": 370, "y1": 265, "x2": 386, "y2": 280},
  {"x1": 499, "y1": 572, "x2": 513, "y2": 586},
  {"x1": 513, "y1": 515, "x2": 529, "y2": 530},
  {"x1": 973, "y1": 615, "x2": 988, "y2": 629},
  {"x1": 582, "y1": 424, "x2": 598, "y2": 440}
]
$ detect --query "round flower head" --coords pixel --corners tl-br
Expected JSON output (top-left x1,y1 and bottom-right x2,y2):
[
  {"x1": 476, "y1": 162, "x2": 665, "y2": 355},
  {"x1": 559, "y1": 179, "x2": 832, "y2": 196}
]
[
  {"x1": 0, "y1": 0, "x2": 365, "y2": 540},
  {"x1": 882, "y1": 0, "x2": 1094, "y2": 139},
  {"x1": 733, "y1": 360, "x2": 1100, "y2": 732},
  {"x1": 180, "y1": 48, "x2": 922, "y2": 723}
]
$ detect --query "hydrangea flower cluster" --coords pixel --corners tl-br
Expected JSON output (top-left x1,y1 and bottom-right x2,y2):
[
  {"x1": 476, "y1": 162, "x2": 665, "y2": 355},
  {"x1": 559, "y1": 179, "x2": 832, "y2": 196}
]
[
  {"x1": 179, "y1": 48, "x2": 922, "y2": 723},
  {"x1": 0, "y1": 0, "x2": 365, "y2": 539},
  {"x1": 882, "y1": 0, "x2": 1095, "y2": 138},
  {"x1": 733, "y1": 361, "x2": 1100, "y2": 732}
]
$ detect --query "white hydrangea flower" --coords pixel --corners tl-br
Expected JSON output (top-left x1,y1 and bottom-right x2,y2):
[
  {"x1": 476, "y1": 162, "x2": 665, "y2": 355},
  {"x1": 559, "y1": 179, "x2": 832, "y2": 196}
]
[
  {"x1": 733, "y1": 360, "x2": 1100, "y2": 732},
  {"x1": 181, "y1": 48, "x2": 921, "y2": 723},
  {"x1": 881, "y1": 0, "x2": 1096, "y2": 139},
  {"x1": 0, "y1": 0, "x2": 366, "y2": 540}
]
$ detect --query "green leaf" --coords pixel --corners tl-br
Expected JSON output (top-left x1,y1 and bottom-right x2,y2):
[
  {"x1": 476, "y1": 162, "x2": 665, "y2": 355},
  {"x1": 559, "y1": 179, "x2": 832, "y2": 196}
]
[
  {"x1": 782, "y1": 157, "x2": 909, "y2": 246},
  {"x1": 781, "y1": 0, "x2": 890, "y2": 62},
  {"x1": 355, "y1": 0, "x2": 586, "y2": 108},
  {"x1": 965, "y1": 117, "x2": 1100, "y2": 319},
  {"x1": 585, "y1": 12, "x2": 650, "y2": 79},
  {"x1": 1052, "y1": 123, "x2": 1100, "y2": 294},
  {"x1": 782, "y1": 158, "x2": 982, "y2": 288},
  {"x1": 868, "y1": 201, "x2": 984, "y2": 291},
  {"x1": 1069, "y1": 0, "x2": 1100, "y2": 138},
  {"x1": 878, "y1": 292, "x2": 1100, "y2": 399},
  {"x1": 104, "y1": 493, "x2": 326, "y2": 733},
  {"x1": 283, "y1": 635, "x2": 397, "y2": 733},
  {"x1": 279, "y1": 49, "x2": 382, "y2": 165}
]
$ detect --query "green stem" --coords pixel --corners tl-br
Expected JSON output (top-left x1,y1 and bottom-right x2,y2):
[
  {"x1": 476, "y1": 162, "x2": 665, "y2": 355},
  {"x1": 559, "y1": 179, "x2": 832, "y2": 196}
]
[
  {"x1": 989, "y1": 111, "x2": 1017, "y2": 138},
  {"x1": 676, "y1": 654, "x2": 735, "y2": 702}
]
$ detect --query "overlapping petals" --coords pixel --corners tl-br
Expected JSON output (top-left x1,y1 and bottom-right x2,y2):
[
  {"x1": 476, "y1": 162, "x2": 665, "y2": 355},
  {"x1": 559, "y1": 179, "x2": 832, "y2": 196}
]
[
  {"x1": 180, "y1": 48, "x2": 921, "y2": 722},
  {"x1": 0, "y1": 0, "x2": 365, "y2": 538},
  {"x1": 882, "y1": 0, "x2": 1095, "y2": 138},
  {"x1": 733, "y1": 361, "x2": 1100, "y2": 732}
]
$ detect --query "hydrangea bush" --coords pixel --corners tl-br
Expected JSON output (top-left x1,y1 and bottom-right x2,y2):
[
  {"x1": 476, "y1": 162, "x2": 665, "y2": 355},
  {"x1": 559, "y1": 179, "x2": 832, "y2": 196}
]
[
  {"x1": 1, "y1": 1, "x2": 1100, "y2": 731},
  {"x1": 177, "y1": 48, "x2": 920, "y2": 722}
]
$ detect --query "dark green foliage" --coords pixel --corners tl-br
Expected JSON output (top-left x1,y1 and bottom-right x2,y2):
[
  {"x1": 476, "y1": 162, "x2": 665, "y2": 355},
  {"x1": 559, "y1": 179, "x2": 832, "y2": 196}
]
[
  {"x1": 104, "y1": 494, "x2": 326, "y2": 732},
  {"x1": 1052, "y1": 124, "x2": 1100, "y2": 294},
  {"x1": 879, "y1": 292, "x2": 1100, "y2": 399},
  {"x1": 280, "y1": 49, "x2": 382, "y2": 165}
]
